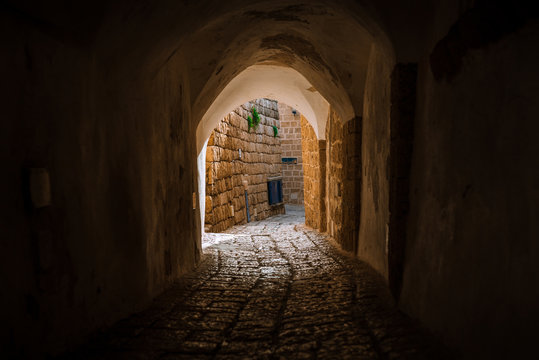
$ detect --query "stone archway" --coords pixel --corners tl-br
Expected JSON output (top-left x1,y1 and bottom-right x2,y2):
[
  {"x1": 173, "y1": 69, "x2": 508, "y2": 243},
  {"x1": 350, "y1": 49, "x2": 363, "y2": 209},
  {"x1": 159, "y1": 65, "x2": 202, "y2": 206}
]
[{"x1": 195, "y1": 65, "x2": 336, "y2": 239}]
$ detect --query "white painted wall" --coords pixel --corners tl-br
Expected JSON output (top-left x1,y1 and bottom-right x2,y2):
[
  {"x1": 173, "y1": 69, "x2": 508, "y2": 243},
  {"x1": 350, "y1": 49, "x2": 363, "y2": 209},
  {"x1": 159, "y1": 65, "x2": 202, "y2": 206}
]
[{"x1": 197, "y1": 140, "x2": 208, "y2": 238}]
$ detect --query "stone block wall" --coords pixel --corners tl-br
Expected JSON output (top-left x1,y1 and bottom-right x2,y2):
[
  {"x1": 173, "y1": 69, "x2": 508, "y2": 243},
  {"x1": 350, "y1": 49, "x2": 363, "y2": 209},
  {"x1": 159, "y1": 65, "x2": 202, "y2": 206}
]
[
  {"x1": 205, "y1": 99, "x2": 284, "y2": 232},
  {"x1": 301, "y1": 115, "x2": 326, "y2": 231},
  {"x1": 325, "y1": 108, "x2": 363, "y2": 253},
  {"x1": 278, "y1": 103, "x2": 304, "y2": 205},
  {"x1": 325, "y1": 108, "x2": 345, "y2": 243}
]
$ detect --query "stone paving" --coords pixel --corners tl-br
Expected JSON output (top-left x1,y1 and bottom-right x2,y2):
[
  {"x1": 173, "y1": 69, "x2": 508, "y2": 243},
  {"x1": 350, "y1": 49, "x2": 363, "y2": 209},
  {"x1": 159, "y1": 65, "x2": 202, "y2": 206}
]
[{"x1": 64, "y1": 206, "x2": 450, "y2": 359}]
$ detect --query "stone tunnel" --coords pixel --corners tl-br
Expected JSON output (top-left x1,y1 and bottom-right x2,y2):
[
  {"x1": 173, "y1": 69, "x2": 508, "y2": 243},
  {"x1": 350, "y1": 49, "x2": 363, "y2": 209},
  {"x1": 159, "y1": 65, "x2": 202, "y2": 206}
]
[{"x1": 1, "y1": 1, "x2": 539, "y2": 359}]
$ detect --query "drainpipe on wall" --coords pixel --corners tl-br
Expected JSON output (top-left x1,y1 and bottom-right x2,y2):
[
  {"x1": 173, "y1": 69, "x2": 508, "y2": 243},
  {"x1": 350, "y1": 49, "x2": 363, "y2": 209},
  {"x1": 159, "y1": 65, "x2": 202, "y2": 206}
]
[{"x1": 242, "y1": 178, "x2": 250, "y2": 223}]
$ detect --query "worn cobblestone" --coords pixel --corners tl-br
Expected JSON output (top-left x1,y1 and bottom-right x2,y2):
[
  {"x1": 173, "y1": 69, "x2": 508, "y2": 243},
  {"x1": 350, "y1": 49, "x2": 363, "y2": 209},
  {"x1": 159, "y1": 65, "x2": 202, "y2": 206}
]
[{"x1": 63, "y1": 206, "x2": 449, "y2": 359}]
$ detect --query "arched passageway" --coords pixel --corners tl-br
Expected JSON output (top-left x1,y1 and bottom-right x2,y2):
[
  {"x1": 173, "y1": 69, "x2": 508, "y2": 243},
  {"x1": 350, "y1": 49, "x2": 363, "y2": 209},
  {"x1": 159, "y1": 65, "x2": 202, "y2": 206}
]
[
  {"x1": 200, "y1": 97, "x2": 325, "y2": 236},
  {"x1": 3, "y1": 1, "x2": 539, "y2": 358},
  {"x1": 195, "y1": 65, "x2": 333, "y2": 238}
]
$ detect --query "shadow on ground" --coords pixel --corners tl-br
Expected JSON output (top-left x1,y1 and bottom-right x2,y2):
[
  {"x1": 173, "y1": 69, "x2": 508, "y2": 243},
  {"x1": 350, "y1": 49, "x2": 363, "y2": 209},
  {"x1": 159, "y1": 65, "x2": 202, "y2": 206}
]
[{"x1": 61, "y1": 206, "x2": 451, "y2": 359}]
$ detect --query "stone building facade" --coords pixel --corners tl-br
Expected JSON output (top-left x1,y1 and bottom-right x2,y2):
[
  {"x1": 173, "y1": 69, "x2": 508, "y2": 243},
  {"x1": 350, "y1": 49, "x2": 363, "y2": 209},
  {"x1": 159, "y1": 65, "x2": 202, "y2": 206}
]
[
  {"x1": 205, "y1": 99, "x2": 284, "y2": 232},
  {"x1": 278, "y1": 103, "x2": 304, "y2": 205}
]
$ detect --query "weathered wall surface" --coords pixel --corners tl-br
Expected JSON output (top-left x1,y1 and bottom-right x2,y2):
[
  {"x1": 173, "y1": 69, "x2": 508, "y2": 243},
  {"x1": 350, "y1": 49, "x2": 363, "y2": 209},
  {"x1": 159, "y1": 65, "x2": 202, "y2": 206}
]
[
  {"x1": 324, "y1": 109, "x2": 362, "y2": 252},
  {"x1": 0, "y1": 14, "x2": 200, "y2": 358},
  {"x1": 325, "y1": 108, "x2": 344, "y2": 242},
  {"x1": 205, "y1": 100, "x2": 284, "y2": 232},
  {"x1": 400, "y1": 3, "x2": 539, "y2": 357},
  {"x1": 301, "y1": 116, "x2": 325, "y2": 230},
  {"x1": 388, "y1": 63, "x2": 417, "y2": 299},
  {"x1": 341, "y1": 117, "x2": 362, "y2": 253},
  {"x1": 278, "y1": 103, "x2": 304, "y2": 205},
  {"x1": 357, "y1": 43, "x2": 394, "y2": 279}
]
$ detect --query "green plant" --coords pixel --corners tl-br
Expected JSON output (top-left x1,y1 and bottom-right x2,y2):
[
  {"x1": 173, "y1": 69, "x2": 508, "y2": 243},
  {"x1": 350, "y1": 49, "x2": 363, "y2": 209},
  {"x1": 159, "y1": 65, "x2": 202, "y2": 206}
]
[
  {"x1": 251, "y1": 106, "x2": 261, "y2": 127},
  {"x1": 247, "y1": 106, "x2": 262, "y2": 132},
  {"x1": 272, "y1": 125, "x2": 278, "y2": 137}
]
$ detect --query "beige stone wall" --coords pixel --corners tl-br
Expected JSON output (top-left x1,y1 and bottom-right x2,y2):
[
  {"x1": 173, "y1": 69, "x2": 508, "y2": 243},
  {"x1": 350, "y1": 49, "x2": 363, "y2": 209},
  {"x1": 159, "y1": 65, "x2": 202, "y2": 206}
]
[
  {"x1": 278, "y1": 104, "x2": 304, "y2": 205},
  {"x1": 324, "y1": 108, "x2": 362, "y2": 253},
  {"x1": 301, "y1": 116, "x2": 326, "y2": 231},
  {"x1": 325, "y1": 108, "x2": 345, "y2": 243},
  {"x1": 205, "y1": 99, "x2": 284, "y2": 232}
]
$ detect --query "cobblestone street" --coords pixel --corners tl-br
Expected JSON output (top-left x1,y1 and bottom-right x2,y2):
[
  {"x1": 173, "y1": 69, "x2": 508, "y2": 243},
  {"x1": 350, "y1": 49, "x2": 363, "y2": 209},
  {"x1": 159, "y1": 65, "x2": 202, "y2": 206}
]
[{"x1": 66, "y1": 206, "x2": 448, "y2": 359}]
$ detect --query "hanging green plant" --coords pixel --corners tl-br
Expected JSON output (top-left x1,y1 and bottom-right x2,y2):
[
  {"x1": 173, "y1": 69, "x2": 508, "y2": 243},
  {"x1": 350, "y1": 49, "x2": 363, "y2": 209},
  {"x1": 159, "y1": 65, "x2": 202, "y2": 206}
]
[
  {"x1": 251, "y1": 106, "x2": 261, "y2": 127},
  {"x1": 272, "y1": 125, "x2": 278, "y2": 137},
  {"x1": 247, "y1": 106, "x2": 262, "y2": 132}
]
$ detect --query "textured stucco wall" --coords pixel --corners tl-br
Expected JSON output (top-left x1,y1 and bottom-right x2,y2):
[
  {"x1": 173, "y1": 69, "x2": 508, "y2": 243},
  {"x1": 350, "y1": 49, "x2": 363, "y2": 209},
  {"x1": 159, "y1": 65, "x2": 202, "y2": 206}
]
[
  {"x1": 357, "y1": 43, "x2": 395, "y2": 279},
  {"x1": 278, "y1": 103, "x2": 304, "y2": 205},
  {"x1": 341, "y1": 117, "x2": 362, "y2": 253},
  {"x1": 400, "y1": 3, "x2": 539, "y2": 358},
  {"x1": 0, "y1": 20, "x2": 200, "y2": 357},
  {"x1": 205, "y1": 99, "x2": 284, "y2": 232}
]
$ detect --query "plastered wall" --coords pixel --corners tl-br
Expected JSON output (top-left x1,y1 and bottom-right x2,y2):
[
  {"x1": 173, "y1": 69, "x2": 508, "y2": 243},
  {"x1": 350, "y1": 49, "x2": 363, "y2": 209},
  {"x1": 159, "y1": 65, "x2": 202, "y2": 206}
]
[
  {"x1": 357, "y1": 43, "x2": 394, "y2": 279},
  {"x1": 1, "y1": 17, "x2": 200, "y2": 357},
  {"x1": 400, "y1": 3, "x2": 539, "y2": 357}
]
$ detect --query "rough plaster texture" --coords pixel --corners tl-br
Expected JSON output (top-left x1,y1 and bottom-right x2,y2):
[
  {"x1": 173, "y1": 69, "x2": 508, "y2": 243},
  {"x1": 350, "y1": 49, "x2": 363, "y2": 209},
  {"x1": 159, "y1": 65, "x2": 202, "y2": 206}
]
[
  {"x1": 278, "y1": 103, "x2": 304, "y2": 205},
  {"x1": 388, "y1": 63, "x2": 417, "y2": 299},
  {"x1": 400, "y1": 5, "x2": 539, "y2": 358},
  {"x1": 341, "y1": 117, "x2": 363, "y2": 253},
  {"x1": 357, "y1": 43, "x2": 395, "y2": 280},
  {"x1": 1, "y1": 16, "x2": 200, "y2": 357},
  {"x1": 205, "y1": 100, "x2": 284, "y2": 232}
]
